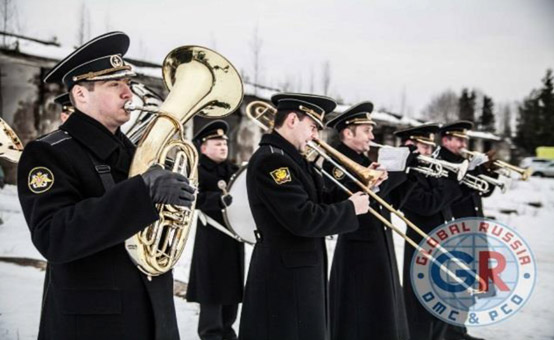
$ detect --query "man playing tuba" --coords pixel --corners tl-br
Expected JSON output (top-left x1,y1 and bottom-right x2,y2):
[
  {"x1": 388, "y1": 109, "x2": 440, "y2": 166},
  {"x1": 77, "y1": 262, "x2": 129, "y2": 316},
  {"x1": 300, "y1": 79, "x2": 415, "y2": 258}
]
[{"x1": 17, "y1": 31, "x2": 195, "y2": 340}]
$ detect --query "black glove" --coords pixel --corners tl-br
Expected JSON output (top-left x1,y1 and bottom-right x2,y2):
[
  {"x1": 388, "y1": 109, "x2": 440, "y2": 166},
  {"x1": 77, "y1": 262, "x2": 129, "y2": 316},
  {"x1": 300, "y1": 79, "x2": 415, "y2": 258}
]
[
  {"x1": 447, "y1": 165, "x2": 463, "y2": 181},
  {"x1": 220, "y1": 193, "x2": 233, "y2": 208},
  {"x1": 141, "y1": 164, "x2": 195, "y2": 207},
  {"x1": 404, "y1": 145, "x2": 420, "y2": 168}
]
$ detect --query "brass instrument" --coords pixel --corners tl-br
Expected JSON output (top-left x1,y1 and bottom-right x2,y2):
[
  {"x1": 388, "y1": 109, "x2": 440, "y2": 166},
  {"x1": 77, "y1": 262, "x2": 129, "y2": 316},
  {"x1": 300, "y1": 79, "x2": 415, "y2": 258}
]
[
  {"x1": 124, "y1": 81, "x2": 164, "y2": 144},
  {"x1": 462, "y1": 148, "x2": 532, "y2": 181},
  {"x1": 478, "y1": 173, "x2": 510, "y2": 194},
  {"x1": 370, "y1": 142, "x2": 469, "y2": 181},
  {"x1": 0, "y1": 118, "x2": 23, "y2": 163},
  {"x1": 246, "y1": 100, "x2": 277, "y2": 131},
  {"x1": 311, "y1": 138, "x2": 386, "y2": 188},
  {"x1": 461, "y1": 173, "x2": 490, "y2": 193},
  {"x1": 125, "y1": 46, "x2": 244, "y2": 278},
  {"x1": 246, "y1": 101, "x2": 486, "y2": 295}
]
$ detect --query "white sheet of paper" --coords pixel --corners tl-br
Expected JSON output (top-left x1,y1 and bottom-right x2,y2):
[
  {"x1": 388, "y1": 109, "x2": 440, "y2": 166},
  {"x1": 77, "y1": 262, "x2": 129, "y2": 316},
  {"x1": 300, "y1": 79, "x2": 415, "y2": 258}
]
[{"x1": 377, "y1": 147, "x2": 410, "y2": 172}]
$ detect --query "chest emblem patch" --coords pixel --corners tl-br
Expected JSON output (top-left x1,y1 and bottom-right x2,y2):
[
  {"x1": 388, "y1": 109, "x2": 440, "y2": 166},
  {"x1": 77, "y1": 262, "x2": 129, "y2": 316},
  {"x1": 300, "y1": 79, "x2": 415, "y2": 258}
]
[
  {"x1": 333, "y1": 167, "x2": 345, "y2": 180},
  {"x1": 270, "y1": 167, "x2": 292, "y2": 185},
  {"x1": 28, "y1": 167, "x2": 54, "y2": 194}
]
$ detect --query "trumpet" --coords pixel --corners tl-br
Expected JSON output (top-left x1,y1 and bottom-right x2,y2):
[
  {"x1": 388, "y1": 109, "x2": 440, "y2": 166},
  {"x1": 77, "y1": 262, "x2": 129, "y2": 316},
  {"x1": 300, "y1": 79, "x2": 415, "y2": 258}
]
[
  {"x1": 461, "y1": 148, "x2": 532, "y2": 181},
  {"x1": 246, "y1": 101, "x2": 486, "y2": 295},
  {"x1": 461, "y1": 173, "x2": 490, "y2": 193},
  {"x1": 478, "y1": 173, "x2": 510, "y2": 194},
  {"x1": 370, "y1": 142, "x2": 469, "y2": 181}
]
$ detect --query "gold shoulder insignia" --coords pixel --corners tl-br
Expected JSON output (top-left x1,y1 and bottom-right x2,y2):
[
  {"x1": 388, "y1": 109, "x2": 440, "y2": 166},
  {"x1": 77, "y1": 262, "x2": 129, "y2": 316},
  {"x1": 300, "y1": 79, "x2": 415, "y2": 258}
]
[
  {"x1": 333, "y1": 167, "x2": 345, "y2": 180},
  {"x1": 28, "y1": 167, "x2": 54, "y2": 194},
  {"x1": 270, "y1": 167, "x2": 292, "y2": 185}
]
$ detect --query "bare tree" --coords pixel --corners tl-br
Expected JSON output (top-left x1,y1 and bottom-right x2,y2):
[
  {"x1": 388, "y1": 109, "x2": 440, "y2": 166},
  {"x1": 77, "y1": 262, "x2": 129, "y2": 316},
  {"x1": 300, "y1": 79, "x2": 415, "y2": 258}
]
[
  {"x1": 104, "y1": 12, "x2": 112, "y2": 32},
  {"x1": 280, "y1": 74, "x2": 294, "y2": 92},
  {"x1": 309, "y1": 67, "x2": 314, "y2": 93},
  {"x1": 209, "y1": 31, "x2": 217, "y2": 50},
  {"x1": 137, "y1": 38, "x2": 149, "y2": 61},
  {"x1": 295, "y1": 74, "x2": 303, "y2": 93},
  {"x1": 77, "y1": 2, "x2": 91, "y2": 46},
  {"x1": 322, "y1": 61, "x2": 331, "y2": 96},
  {"x1": 421, "y1": 89, "x2": 459, "y2": 123},
  {"x1": 400, "y1": 86, "x2": 407, "y2": 117},
  {"x1": 497, "y1": 102, "x2": 513, "y2": 137},
  {"x1": 1, "y1": 0, "x2": 20, "y2": 46},
  {"x1": 249, "y1": 25, "x2": 263, "y2": 95}
]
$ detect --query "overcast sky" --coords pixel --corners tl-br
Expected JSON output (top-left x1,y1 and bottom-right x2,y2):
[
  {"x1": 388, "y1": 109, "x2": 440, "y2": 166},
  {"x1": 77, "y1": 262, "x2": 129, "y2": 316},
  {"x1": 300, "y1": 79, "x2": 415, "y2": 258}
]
[{"x1": 16, "y1": 0, "x2": 554, "y2": 117}]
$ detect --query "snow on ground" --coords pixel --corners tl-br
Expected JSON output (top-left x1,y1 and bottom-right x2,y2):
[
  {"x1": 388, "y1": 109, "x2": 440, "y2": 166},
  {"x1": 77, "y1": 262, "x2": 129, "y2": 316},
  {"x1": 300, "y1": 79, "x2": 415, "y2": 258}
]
[{"x1": 1, "y1": 177, "x2": 554, "y2": 339}]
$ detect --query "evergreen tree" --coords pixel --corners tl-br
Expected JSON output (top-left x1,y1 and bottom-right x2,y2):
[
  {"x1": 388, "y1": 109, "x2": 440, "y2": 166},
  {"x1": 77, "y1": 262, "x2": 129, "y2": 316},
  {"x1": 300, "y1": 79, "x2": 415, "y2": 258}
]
[
  {"x1": 539, "y1": 69, "x2": 554, "y2": 145},
  {"x1": 458, "y1": 88, "x2": 476, "y2": 122},
  {"x1": 515, "y1": 69, "x2": 554, "y2": 154},
  {"x1": 480, "y1": 95, "x2": 495, "y2": 132}
]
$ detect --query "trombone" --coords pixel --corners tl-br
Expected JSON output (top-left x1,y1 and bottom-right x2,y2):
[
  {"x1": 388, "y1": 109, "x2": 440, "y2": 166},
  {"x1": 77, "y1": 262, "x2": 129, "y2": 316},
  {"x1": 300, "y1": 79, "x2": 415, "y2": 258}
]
[
  {"x1": 245, "y1": 100, "x2": 486, "y2": 295},
  {"x1": 461, "y1": 148, "x2": 532, "y2": 181}
]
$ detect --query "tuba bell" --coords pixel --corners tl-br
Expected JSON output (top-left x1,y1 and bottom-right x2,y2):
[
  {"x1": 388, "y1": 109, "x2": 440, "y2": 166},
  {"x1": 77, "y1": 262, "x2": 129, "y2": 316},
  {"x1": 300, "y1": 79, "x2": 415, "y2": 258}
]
[{"x1": 125, "y1": 46, "x2": 244, "y2": 278}]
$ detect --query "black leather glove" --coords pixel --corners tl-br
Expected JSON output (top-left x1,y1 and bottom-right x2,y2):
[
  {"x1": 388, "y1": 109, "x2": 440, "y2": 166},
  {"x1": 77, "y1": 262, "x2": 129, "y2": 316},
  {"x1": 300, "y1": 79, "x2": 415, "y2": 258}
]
[
  {"x1": 141, "y1": 164, "x2": 195, "y2": 207},
  {"x1": 404, "y1": 145, "x2": 420, "y2": 168},
  {"x1": 220, "y1": 193, "x2": 233, "y2": 208}
]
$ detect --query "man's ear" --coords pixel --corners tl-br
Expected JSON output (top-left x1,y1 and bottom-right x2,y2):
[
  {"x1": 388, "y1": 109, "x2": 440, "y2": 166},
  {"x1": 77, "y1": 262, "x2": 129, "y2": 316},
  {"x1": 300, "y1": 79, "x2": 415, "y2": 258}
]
[
  {"x1": 285, "y1": 112, "x2": 297, "y2": 128},
  {"x1": 343, "y1": 127, "x2": 353, "y2": 139},
  {"x1": 71, "y1": 85, "x2": 87, "y2": 106}
]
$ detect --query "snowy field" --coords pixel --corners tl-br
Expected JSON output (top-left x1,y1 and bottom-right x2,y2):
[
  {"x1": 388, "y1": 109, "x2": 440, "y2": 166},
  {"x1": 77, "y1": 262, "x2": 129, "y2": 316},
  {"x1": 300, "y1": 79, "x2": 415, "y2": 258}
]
[{"x1": 1, "y1": 177, "x2": 554, "y2": 339}]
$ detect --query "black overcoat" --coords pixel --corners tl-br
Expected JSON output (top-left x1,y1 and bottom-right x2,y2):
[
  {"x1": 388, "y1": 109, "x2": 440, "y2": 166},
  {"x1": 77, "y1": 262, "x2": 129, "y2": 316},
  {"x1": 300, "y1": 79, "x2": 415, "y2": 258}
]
[
  {"x1": 238, "y1": 132, "x2": 359, "y2": 340},
  {"x1": 17, "y1": 111, "x2": 179, "y2": 340},
  {"x1": 394, "y1": 172, "x2": 463, "y2": 340},
  {"x1": 186, "y1": 154, "x2": 244, "y2": 304},
  {"x1": 325, "y1": 143, "x2": 410, "y2": 340}
]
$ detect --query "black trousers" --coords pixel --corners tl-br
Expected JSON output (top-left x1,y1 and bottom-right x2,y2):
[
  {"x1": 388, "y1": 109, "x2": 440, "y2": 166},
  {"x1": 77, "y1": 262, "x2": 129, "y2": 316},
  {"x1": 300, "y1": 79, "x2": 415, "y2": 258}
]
[
  {"x1": 444, "y1": 325, "x2": 469, "y2": 339},
  {"x1": 408, "y1": 319, "x2": 448, "y2": 340},
  {"x1": 198, "y1": 303, "x2": 239, "y2": 340}
]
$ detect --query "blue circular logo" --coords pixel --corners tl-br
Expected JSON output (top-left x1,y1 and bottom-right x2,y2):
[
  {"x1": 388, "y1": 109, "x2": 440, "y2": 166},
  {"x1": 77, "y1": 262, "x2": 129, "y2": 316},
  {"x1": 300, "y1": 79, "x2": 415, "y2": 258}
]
[{"x1": 410, "y1": 217, "x2": 536, "y2": 326}]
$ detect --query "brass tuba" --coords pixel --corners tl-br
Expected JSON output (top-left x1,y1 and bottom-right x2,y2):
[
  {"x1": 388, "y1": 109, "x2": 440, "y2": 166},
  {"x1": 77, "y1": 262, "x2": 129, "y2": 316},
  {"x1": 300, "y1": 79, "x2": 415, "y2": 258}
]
[
  {"x1": 125, "y1": 46, "x2": 244, "y2": 278},
  {"x1": 0, "y1": 118, "x2": 23, "y2": 163}
]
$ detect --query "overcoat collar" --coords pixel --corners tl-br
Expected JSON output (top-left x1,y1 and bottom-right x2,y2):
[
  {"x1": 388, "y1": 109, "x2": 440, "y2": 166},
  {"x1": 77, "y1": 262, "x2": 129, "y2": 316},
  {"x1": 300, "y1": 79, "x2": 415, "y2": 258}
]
[
  {"x1": 61, "y1": 110, "x2": 128, "y2": 161},
  {"x1": 259, "y1": 131, "x2": 306, "y2": 168}
]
